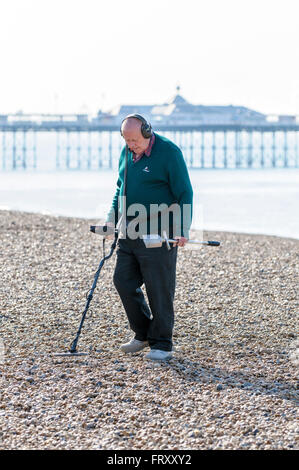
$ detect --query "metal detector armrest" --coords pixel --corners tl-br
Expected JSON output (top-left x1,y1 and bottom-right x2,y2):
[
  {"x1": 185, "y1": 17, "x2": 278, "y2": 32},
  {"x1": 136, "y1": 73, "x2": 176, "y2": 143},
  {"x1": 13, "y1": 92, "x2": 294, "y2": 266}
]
[{"x1": 90, "y1": 225, "x2": 116, "y2": 236}]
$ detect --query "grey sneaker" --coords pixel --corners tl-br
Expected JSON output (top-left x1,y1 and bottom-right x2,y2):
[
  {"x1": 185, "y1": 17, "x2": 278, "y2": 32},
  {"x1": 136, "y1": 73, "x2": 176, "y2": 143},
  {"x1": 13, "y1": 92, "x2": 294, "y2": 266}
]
[
  {"x1": 120, "y1": 338, "x2": 148, "y2": 353},
  {"x1": 145, "y1": 349, "x2": 173, "y2": 361}
]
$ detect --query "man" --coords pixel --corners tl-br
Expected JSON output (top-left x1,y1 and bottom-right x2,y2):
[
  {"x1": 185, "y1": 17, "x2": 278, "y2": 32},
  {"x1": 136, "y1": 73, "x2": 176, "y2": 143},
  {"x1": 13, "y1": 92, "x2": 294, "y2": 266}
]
[{"x1": 105, "y1": 114, "x2": 193, "y2": 361}]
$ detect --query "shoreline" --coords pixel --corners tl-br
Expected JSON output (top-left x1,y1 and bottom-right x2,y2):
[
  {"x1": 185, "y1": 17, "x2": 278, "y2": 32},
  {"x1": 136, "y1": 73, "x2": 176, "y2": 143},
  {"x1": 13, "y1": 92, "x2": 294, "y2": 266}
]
[
  {"x1": 0, "y1": 209, "x2": 298, "y2": 450},
  {"x1": 1, "y1": 166, "x2": 299, "y2": 240}
]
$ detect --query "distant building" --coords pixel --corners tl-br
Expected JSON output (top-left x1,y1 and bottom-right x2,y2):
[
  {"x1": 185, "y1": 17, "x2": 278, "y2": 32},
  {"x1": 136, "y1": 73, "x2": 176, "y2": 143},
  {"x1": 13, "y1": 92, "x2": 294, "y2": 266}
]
[
  {"x1": 278, "y1": 115, "x2": 297, "y2": 124},
  {"x1": 1, "y1": 88, "x2": 298, "y2": 127},
  {"x1": 94, "y1": 87, "x2": 269, "y2": 126}
]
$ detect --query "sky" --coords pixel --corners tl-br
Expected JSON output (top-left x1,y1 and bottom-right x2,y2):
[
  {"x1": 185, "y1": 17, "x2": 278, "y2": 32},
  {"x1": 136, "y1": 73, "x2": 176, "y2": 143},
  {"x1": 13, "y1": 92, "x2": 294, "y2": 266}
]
[{"x1": 0, "y1": 0, "x2": 299, "y2": 116}]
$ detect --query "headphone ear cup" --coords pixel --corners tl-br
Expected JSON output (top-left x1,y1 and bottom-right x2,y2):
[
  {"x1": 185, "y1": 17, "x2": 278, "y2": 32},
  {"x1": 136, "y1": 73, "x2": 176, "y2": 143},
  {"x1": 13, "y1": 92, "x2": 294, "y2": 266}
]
[{"x1": 142, "y1": 122, "x2": 152, "y2": 139}]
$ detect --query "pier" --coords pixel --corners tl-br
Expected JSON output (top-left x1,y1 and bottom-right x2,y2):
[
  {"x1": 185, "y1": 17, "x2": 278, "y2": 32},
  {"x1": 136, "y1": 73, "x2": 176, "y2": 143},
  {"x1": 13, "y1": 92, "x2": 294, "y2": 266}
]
[{"x1": 1, "y1": 114, "x2": 299, "y2": 170}]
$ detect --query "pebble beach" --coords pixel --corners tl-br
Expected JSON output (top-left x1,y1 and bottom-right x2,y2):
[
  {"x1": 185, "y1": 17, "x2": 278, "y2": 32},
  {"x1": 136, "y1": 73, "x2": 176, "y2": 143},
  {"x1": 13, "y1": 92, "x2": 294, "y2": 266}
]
[{"x1": 0, "y1": 209, "x2": 298, "y2": 450}]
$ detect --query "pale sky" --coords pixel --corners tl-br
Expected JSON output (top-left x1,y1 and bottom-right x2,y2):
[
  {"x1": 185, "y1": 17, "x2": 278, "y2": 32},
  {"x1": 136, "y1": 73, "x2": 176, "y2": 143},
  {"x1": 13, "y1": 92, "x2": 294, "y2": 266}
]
[{"x1": 1, "y1": 0, "x2": 299, "y2": 116}]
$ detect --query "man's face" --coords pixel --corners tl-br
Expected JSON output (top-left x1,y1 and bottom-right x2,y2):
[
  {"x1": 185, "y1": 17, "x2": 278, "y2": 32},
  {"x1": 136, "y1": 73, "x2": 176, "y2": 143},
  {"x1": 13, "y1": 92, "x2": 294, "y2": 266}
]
[{"x1": 122, "y1": 126, "x2": 150, "y2": 155}]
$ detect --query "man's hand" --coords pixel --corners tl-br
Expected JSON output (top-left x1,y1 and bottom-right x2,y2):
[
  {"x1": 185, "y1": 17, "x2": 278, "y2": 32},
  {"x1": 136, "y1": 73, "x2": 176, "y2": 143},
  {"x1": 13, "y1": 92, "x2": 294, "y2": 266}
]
[{"x1": 174, "y1": 236, "x2": 188, "y2": 247}]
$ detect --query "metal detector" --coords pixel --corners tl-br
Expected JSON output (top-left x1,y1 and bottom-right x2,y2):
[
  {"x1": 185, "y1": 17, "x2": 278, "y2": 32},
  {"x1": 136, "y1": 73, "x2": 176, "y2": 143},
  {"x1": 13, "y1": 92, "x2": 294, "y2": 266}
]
[
  {"x1": 54, "y1": 226, "x2": 118, "y2": 357},
  {"x1": 54, "y1": 225, "x2": 220, "y2": 357}
]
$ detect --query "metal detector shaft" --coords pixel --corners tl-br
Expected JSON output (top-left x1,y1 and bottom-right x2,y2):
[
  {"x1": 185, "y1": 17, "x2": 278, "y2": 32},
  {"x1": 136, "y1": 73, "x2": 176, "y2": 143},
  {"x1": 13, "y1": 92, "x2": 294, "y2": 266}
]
[
  {"x1": 168, "y1": 239, "x2": 220, "y2": 246},
  {"x1": 90, "y1": 226, "x2": 221, "y2": 248},
  {"x1": 69, "y1": 234, "x2": 118, "y2": 353},
  {"x1": 142, "y1": 233, "x2": 220, "y2": 249}
]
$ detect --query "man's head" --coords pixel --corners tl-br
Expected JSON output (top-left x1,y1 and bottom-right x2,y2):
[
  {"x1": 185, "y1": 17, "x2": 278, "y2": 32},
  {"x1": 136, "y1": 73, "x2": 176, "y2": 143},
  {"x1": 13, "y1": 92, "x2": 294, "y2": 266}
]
[{"x1": 120, "y1": 115, "x2": 152, "y2": 155}]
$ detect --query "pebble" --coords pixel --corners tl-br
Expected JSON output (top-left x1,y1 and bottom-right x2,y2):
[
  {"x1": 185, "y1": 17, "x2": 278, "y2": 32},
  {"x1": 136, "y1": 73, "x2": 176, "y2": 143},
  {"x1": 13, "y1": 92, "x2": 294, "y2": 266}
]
[{"x1": 25, "y1": 377, "x2": 34, "y2": 384}]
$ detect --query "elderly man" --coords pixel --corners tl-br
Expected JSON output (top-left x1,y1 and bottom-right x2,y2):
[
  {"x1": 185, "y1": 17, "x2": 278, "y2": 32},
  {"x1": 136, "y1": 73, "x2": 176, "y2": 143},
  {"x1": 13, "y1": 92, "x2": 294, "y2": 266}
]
[{"x1": 106, "y1": 114, "x2": 193, "y2": 361}]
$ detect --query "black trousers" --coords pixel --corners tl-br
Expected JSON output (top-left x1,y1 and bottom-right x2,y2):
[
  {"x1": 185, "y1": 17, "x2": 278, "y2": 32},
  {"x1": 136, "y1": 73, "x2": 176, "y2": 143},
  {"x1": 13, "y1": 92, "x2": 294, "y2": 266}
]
[{"x1": 113, "y1": 238, "x2": 178, "y2": 352}]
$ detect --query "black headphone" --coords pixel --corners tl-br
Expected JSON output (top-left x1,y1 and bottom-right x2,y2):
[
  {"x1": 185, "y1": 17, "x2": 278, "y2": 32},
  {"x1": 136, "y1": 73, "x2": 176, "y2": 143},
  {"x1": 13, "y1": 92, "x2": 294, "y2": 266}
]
[{"x1": 120, "y1": 114, "x2": 152, "y2": 139}]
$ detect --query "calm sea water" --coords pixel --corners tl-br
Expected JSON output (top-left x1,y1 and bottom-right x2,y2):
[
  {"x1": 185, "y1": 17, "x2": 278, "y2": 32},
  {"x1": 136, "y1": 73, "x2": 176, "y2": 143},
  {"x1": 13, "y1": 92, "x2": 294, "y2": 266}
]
[{"x1": 0, "y1": 167, "x2": 299, "y2": 240}]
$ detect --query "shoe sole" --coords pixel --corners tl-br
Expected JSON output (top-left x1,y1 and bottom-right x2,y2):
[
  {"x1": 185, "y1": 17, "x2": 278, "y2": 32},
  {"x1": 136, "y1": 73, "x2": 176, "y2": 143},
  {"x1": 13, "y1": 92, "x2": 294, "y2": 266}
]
[{"x1": 145, "y1": 354, "x2": 172, "y2": 361}]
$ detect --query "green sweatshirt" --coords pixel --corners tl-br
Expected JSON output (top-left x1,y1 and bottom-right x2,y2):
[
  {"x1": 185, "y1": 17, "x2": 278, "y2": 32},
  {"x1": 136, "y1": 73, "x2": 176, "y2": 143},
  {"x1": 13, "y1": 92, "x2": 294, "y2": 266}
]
[{"x1": 106, "y1": 133, "x2": 193, "y2": 238}]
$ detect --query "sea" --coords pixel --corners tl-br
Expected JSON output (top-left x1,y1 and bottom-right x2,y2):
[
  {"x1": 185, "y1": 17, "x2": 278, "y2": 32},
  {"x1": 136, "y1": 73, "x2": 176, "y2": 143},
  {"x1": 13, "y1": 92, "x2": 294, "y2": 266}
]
[{"x1": 0, "y1": 167, "x2": 299, "y2": 241}]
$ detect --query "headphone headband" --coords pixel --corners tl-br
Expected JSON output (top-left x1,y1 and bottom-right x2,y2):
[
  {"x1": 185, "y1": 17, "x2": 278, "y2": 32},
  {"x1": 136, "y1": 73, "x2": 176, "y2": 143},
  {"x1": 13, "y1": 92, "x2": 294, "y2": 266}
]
[{"x1": 120, "y1": 114, "x2": 152, "y2": 139}]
